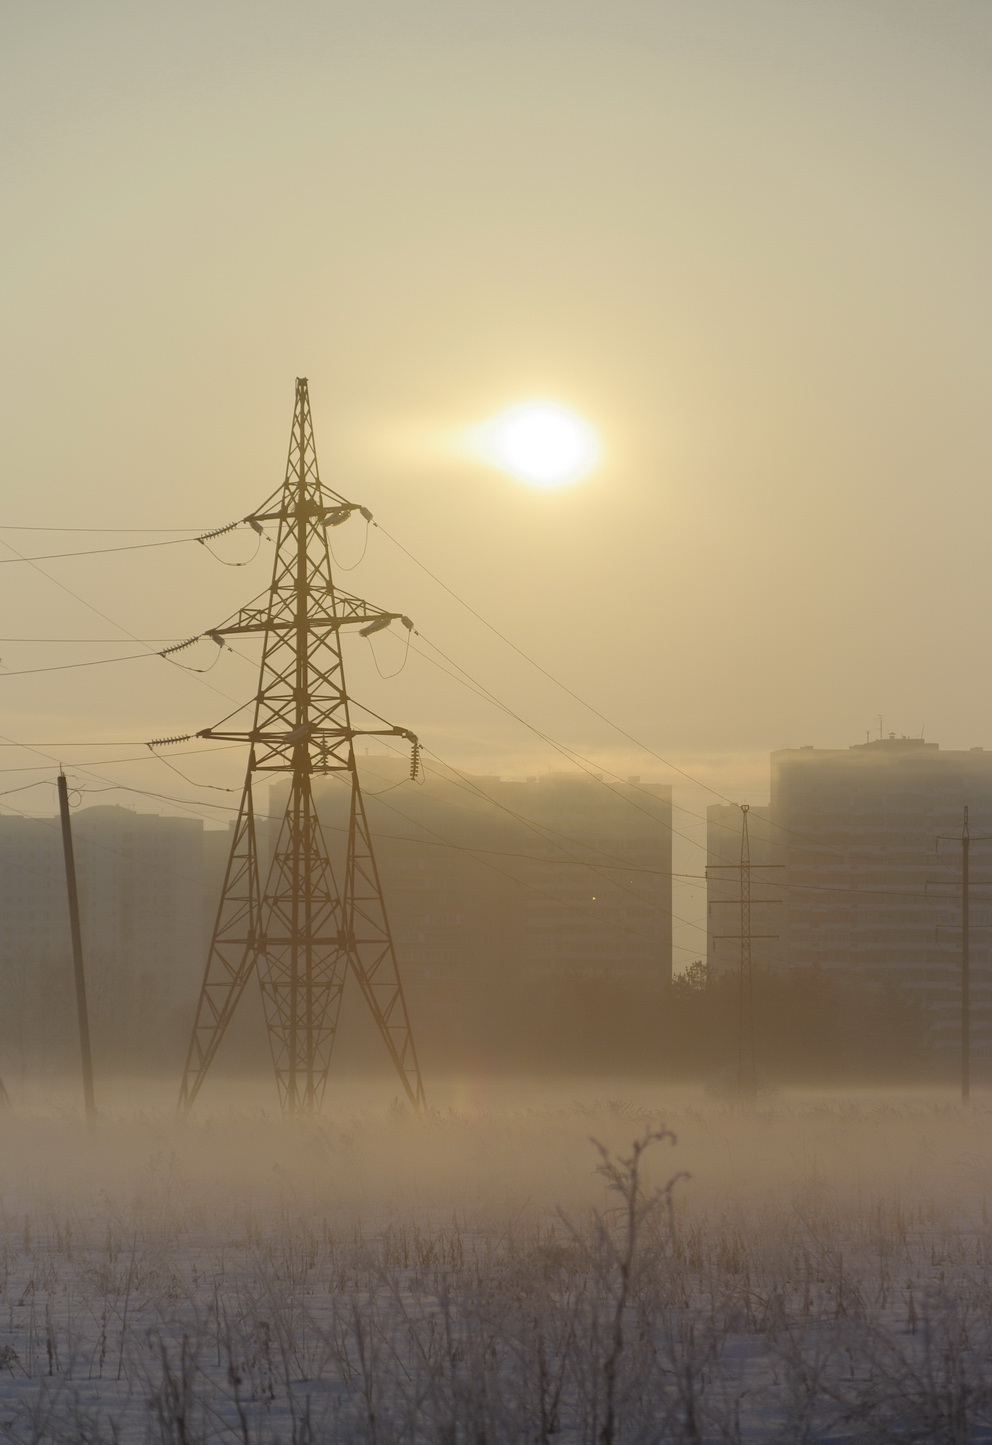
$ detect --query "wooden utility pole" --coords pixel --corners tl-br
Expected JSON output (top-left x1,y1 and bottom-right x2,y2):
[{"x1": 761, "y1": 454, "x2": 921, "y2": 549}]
[{"x1": 57, "y1": 772, "x2": 96, "y2": 1134}]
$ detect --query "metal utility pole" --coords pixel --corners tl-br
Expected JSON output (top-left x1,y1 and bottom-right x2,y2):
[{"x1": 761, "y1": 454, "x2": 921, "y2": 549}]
[
  {"x1": 57, "y1": 772, "x2": 97, "y2": 1135},
  {"x1": 929, "y1": 807, "x2": 992, "y2": 1104},
  {"x1": 708, "y1": 804, "x2": 781, "y2": 1096},
  {"x1": 177, "y1": 378, "x2": 425, "y2": 1115}
]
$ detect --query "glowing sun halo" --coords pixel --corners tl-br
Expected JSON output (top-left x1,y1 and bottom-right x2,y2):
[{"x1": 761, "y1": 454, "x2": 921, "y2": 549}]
[{"x1": 473, "y1": 401, "x2": 600, "y2": 488}]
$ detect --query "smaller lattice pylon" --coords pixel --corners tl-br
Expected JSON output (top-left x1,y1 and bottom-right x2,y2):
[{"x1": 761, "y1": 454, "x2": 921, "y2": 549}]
[{"x1": 706, "y1": 804, "x2": 782, "y2": 1096}]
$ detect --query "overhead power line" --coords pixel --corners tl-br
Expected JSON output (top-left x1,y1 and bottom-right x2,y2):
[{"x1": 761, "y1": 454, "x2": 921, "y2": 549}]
[
  {"x1": 0, "y1": 535, "x2": 242, "y2": 704},
  {"x1": 0, "y1": 638, "x2": 183, "y2": 644},
  {"x1": 0, "y1": 524, "x2": 242, "y2": 564},
  {"x1": 374, "y1": 520, "x2": 740, "y2": 806},
  {"x1": 0, "y1": 524, "x2": 217, "y2": 533}
]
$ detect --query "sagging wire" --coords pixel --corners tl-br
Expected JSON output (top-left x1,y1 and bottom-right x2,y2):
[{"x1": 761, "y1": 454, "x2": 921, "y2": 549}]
[
  {"x1": 365, "y1": 619, "x2": 413, "y2": 679},
  {"x1": 146, "y1": 737, "x2": 238, "y2": 792},
  {"x1": 371, "y1": 518, "x2": 745, "y2": 808},
  {"x1": 158, "y1": 632, "x2": 228, "y2": 674},
  {"x1": 368, "y1": 773, "x2": 416, "y2": 796},
  {"x1": 198, "y1": 522, "x2": 266, "y2": 567},
  {"x1": 0, "y1": 535, "x2": 241, "y2": 704},
  {"x1": 0, "y1": 780, "x2": 58, "y2": 801},
  {"x1": 329, "y1": 511, "x2": 371, "y2": 571}
]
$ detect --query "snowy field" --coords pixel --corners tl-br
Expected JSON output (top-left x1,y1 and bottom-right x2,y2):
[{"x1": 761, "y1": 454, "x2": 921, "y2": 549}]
[{"x1": 0, "y1": 1079, "x2": 991, "y2": 1442}]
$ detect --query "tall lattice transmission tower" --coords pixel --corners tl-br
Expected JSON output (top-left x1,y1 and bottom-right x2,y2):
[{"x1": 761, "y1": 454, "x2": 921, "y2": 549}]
[{"x1": 177, "y1": 378, "x2": 426, "y2": 1114}]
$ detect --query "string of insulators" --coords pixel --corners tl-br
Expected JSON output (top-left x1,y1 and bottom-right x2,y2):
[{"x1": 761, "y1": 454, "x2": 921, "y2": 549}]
[
  {"x1": 147, "y1": 734, "x2": 193, "y2": 748},
  {"x1": 159, "y1": 631, "x2": 227, "y2": 658},
  {"x1": 196, "y1": 520, "x2": 242, "y2": 544},
  {"x1": 410, "y1": 739, "x2": 421, "y2": 781},
  {"x1": 159, "y1": 636, "x2": 201, "y2": 657}
]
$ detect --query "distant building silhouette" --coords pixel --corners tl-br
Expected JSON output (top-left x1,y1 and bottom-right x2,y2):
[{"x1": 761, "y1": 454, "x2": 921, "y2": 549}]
[
  {"x1": 270, "y1": 759, "x2": 674, "y2": 989},
  {"x1": 0, "y1": 772, "x2": 675, "y2": 1083},
  {"x1": 707, "y1": 737, "x2": 992, "y2": 1056},
  {"x1": 0, "y1": 806, "x2": 210, "y2": 1072}
]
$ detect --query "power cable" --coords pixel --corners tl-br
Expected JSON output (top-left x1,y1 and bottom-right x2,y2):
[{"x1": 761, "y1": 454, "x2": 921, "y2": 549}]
[
  {"x1": 366, "y1": 627, "x2": 412, "y2": 680},
  {"x1": 395, "y1": 623, "x2": 896, "y2": 871},
  {"x1": 0, "y1": 742, "x2": 243, "y2": 774},
  {"x1": 374, "y1": 520, "x2": 740, "y2": 805},
  {"x1": 329, "y1": 514, "x2": 370, "y2": 571},
  {"x1": 0, "y1": 793, "x2": 217, "y2": 893},
  {"x1": 146, "y1": 747, "x2": 238, "y2": 793},
  {"x1": 0, "y1": 525, "x2": 215, "y2": 534},
  {"x1": 340, "y1": 732, "x2": 684, "y2": 927},
  {"x1": 0, "y1": 638, "x2": 183, "y2": 644},
  {"x1": 0, "y1": 519, "x2": 249, "y2": 566},
  {"x1": 0, "y1": 651, "x2": 153, "y2": 678},
  {"x1": 311, "y1": 771, "x2": 676, "y2": 950},
  {"x1": 361, "y1": 781, "x2": 704, "y2": 937},
  {"x1": 372, "y1": 730, "x2": 673, "y2": 887},
  {"x1": 21, "y1": 768, "x2": 698, "y2": 954},
  {"x1": 411, "y1": 631, "x2": 708, "y2": 851},
  {"x1": 0, "y1": 536, "x2": 241, "y2": 704}
]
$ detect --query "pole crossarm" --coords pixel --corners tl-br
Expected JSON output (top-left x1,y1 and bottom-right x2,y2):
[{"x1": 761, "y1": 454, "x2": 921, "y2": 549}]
[
  {"x1": 178, "y1": 377, "x2": 426, "y2": 1116},
  {"x1": 209, "y1": 602, "x2": 412, "y2": 637}
]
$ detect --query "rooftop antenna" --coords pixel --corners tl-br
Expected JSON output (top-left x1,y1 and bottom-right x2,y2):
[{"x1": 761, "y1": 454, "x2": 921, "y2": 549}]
[{"x1": 177, "y1": 379, "x2": 425, "y2": 1115}]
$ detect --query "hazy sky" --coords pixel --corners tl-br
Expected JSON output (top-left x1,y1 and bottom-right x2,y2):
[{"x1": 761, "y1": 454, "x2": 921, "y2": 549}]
[{"x1": 3, "y1": 1, "x2": 992, "y2": 959}]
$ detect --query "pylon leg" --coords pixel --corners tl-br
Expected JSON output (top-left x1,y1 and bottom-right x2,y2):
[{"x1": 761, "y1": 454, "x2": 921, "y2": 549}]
[
  {"x1": 178, "y1": 776, "x2": 260, "y2": 1112},
  {"x1": 345, "y1": 777, "x2": 426, "y2": 1109},
  {"x1": 256, "y1": 771, "x2": 349, "y2": 1114}
]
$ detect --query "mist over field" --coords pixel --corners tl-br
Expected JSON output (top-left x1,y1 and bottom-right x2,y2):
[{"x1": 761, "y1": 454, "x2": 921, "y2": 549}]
[
  {"x1": 0, "y1": 1080, "x2": 986, "y2": 1441},
  {"x1": 5, "y1": 1, "x2": 992, "y2": 1439}
]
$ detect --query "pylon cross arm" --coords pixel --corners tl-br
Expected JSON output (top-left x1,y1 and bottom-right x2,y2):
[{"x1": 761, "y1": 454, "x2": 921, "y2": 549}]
[{"x1": 197, "y1": 725, "x2": 415, "y2": 744}]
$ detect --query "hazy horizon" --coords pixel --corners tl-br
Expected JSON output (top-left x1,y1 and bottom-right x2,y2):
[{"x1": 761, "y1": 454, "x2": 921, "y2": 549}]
[{"x1": 3, "y1": 2, "x2": 992, "y2": 968}]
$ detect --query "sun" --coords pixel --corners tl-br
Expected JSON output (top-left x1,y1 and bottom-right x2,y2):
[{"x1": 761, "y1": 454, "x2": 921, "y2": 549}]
[{"x1": 471, "y1": 400, "x2": 600, "y2": 488}]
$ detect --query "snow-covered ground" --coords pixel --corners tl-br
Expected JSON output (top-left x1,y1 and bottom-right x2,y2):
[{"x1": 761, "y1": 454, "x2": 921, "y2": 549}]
[{"x1": 0, "y1": 1081, "x2": 991, "y2": 1442}]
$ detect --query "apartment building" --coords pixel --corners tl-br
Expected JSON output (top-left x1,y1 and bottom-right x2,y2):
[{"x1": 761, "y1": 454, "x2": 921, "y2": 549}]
[
  {"x1": 0, "y1": 806, "x2": 209, "y2": 1068},
  {"x1": 269, "y1": 759, "x2": 674, "y2": 987},
  {"x1": 706, "y1": 736, "x2": 992, "y2": 1052}
]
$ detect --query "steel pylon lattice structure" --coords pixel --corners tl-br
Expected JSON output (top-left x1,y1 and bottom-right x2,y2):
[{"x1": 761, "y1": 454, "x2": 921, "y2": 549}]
[
  {"x1": 177, "y1": 378, "x2": 426, "y2": 1114},
  {"x1": 707, "y1": 804, "x2": 781, "y2": 1097}
]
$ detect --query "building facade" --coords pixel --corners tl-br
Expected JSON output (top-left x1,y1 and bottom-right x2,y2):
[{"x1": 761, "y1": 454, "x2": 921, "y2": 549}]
[
  {"x1": 269, "y1": 760, "x2": 674, "y2": 990},
  {"x1": 0, "y1": 806, "x2": 209, "y2": 1071},
  {"x1": 707, "y1": 737, "x2": 992, "y2": 1053}
]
